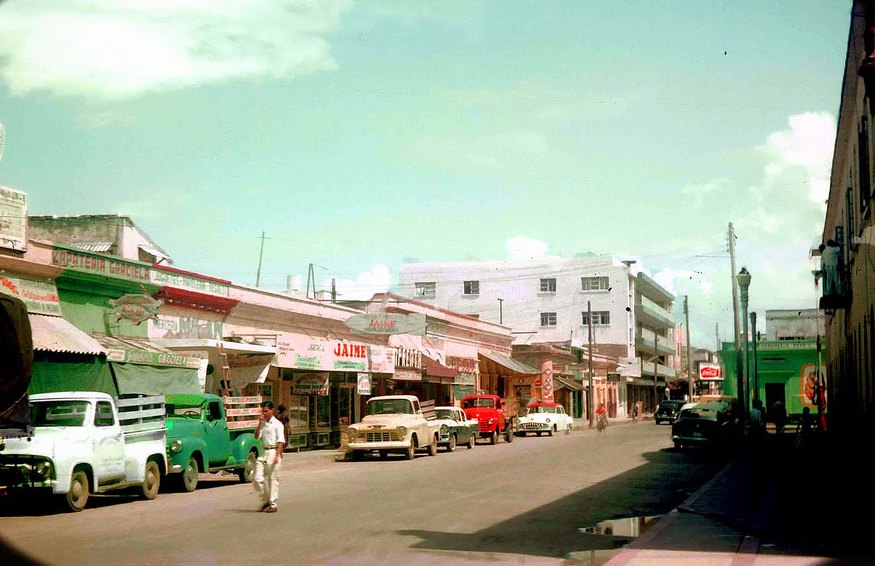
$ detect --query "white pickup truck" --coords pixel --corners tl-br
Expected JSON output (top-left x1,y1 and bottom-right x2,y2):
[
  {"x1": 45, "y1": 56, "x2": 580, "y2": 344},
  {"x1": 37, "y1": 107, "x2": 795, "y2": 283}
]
[
  {"x1": 347, "y1": 395, "x2": 442, "y2": 460},
  {"x1": 0, "y1": 391, "x2": 167, "y2": 511}
]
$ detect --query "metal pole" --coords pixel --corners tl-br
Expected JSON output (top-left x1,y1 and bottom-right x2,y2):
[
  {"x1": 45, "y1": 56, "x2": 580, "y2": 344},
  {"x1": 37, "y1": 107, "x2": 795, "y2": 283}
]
[
  {"x1": 498, "y1": 298, "x2": 503, "y2": 325},
  {"x1": 750, "y1": 312, "x2": 758, "y2": 402},
  {"x1": 728, "y1": 223, "x2": 744, "y2": 419},
  {"x1": 587, "y1": 300, "x2": 594, "y2": 428},
  {"x1": 255, "y1": 231, "x2": 266, "y2": 287},
  {"x1": 685, "y1": 296, "x2": 693, "y2": 401},
  {"x1": 738, "y1": 268, "x2": 751, "y2": 420}
]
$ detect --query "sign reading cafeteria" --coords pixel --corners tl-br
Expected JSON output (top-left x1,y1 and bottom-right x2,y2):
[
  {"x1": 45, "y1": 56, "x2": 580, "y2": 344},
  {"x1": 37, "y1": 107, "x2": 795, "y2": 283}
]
[{"x1": 276, "y1": 334, "x2": 370, "y2": 372}]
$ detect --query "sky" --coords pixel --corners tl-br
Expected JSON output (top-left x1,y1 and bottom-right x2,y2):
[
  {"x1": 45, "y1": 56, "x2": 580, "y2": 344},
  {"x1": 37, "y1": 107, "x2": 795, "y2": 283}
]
[{"x1": 0, "y1": 1, "x2": 853, "y2": 350}]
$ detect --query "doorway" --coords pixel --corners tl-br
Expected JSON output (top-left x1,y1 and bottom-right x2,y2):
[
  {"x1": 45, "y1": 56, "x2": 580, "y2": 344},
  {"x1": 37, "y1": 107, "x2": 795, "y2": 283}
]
[{"x1": 764, "y1": 383, "x2": 785, "y2": 422}]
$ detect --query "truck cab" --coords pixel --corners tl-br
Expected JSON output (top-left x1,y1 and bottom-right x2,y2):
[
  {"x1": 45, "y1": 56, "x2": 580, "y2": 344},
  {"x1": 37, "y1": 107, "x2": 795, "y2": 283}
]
[{"x1": 462, "y1": 394, "x2": 515, "y2": 444}]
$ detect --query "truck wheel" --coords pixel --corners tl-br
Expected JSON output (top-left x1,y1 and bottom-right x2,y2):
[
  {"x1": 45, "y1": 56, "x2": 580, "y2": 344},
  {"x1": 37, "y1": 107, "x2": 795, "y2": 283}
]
[
  {"x1": 405, "y1": 443, "x2": 415, "y2": 460},
  {"x1": 536, "y1": 431, "x2": 542, "y2": 437},
  {"x1": 351, "y1": 450, "x2": 364, "y2": 461},
  {"x1": 446, "y1": 434, "x2": 457, "y2": 452},
  {"x1": 66, "y1": 470, "x2": 89, "y2": 512},
  {"x1": 379, "y1": 450, "x2": 389, "y2": 459},
  {"x1": 179, "y1": 457, "x2": 199, "y2": 492},
  {"x1": 427, "y1": 435, "x2": 438, "y2": 456},
  {"x1": 505, "y1": 427, "x2": 514, "y2": 443},
  {"x1": 467, "y1": 433, "x2": 475, "y2": 449},
  {"x1": 140, "y1": 461, "x2": 160, "y2": 500},
  {"x1": 548, "y1": 426, "x2": 555, "y2": 437},
  {"x1": 490, "y1": 430, "x2": 498, "y2": 445},
  {"x1": 238, "y1": 451, "x2": 257, "y2": 483}
]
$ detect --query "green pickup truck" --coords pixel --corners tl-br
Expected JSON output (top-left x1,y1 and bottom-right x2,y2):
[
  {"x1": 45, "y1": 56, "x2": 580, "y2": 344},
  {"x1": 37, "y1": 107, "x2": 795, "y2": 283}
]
[{"x1": 165, "y1": 393, "x2": 263, "y2": 492}]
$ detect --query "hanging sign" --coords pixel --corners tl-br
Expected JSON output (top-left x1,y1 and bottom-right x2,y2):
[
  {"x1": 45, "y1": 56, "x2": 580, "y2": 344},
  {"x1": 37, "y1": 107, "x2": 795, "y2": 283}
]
[
  {"x1": 698, "y1": 363, "x2": 722, "y2": 381},
  {"x1": 357, "y1": 373, "x2": 371, "y2": 395},
  {"x1": 345, "y1": 312, "x2": 426, "y2": 335},
  {"x1": 292, "y1": 373, "x2": 330, "y2": 395}
]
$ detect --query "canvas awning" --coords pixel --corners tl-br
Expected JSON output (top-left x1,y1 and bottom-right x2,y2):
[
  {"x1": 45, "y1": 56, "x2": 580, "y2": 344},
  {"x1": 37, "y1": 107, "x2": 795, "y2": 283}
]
[
  {"x1": 478, "y1": 351, "x2": 540, "y2": 375},
  {"x1": 91, "y1": 334, "x2": 202, "y2": 395},
  {"x1": 29, "y1": 314, "x2": 106, "y2": 355}
]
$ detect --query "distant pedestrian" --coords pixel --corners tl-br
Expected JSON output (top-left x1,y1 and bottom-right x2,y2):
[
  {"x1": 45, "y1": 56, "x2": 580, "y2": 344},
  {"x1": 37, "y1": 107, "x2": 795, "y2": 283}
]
[
  {"x1": 254, "y1": 401, "x2": 285, "y2": 513},
  {"x1": 596, "y1": 403, "x2": 607, "y2": 432},
  {"x1": 276, "y1": 404, "x2": 291, "y2": 443},
  {"x1": 770, "y1": 400, "x2": 787, "y2": 435},
  {"x1": 631, "y1": 400, "x2": 639, "y2": 423}
]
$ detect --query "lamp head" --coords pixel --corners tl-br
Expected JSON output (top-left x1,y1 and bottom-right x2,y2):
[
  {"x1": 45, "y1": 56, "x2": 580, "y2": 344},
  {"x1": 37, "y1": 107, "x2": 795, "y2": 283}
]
[{"x1": 737, "y1": 267, "x2": 752, "y2": 289}]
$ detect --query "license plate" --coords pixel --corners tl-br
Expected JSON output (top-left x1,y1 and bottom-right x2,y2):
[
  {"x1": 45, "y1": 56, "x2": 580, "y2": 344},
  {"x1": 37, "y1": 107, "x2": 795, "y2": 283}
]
[{"x1": 692, "y1": 432, "x2": 703, "y2": 438}]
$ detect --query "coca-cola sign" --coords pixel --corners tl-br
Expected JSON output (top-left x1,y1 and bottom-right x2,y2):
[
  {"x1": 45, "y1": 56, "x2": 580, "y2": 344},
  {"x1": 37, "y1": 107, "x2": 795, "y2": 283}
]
[{"x1": 699, "y1": 364, "x2": 721, "y2": 380}]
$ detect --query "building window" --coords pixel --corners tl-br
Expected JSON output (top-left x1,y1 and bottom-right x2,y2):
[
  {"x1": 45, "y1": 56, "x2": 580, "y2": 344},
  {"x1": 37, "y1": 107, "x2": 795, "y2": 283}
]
[
  {"x1": 414, "y1": 282, "x2": 436, "y2": 298},
  {"x1": 581, "y1": 276, "x2": 610, "y2": 291},
  {"x1": 463, "y1": 280, "x2": 480, "y2": 295},
  {"x1": 540, "y1": 278, "x2": 557, "y2": 293},
  {"x1": 582, "y1": 311, "x2": 611, "y2": 326},
  {"x1": 540, "y1": 312, "x2": 557, "y2": 326}
]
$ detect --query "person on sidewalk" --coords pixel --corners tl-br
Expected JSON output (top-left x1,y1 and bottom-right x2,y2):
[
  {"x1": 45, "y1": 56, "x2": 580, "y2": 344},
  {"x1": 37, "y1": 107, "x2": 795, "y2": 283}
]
[
  {"x1": 631, "y1": 400, "x2": 638, "y2": 423},
  {"x1": 596, "y1": 403, "x2": 607, "y2": 432},
  {"x1": 254, "y1": 401, "x2": 285, "y2": 513},
  {"x1": 769, "y1": 400, "x2": 787, "y2": 435}
]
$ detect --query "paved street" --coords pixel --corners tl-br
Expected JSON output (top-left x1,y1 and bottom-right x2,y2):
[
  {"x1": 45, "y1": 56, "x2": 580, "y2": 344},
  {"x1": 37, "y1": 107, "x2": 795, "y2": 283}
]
[{"x1": 0, "y1": 421, "x2": 725, "y2": 565}]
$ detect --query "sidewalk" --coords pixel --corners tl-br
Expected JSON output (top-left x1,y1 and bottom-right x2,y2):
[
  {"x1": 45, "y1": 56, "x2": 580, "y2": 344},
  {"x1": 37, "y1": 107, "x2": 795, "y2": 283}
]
[{"x1": 606, "y1": 431, "x2": 873, "y2": 565}]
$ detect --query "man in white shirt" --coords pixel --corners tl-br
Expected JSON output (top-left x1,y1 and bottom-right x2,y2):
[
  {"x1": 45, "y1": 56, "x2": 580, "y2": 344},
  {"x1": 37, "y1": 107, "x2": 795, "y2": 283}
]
[{"x1": 254, "y1": 401, "x2": 285, "y2": 513}]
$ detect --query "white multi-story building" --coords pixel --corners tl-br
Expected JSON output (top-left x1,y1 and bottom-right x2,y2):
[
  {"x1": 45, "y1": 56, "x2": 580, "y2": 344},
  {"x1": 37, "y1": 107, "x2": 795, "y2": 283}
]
[{"x1": 399, "y1": 256, "x2": 676, "y2": 413}]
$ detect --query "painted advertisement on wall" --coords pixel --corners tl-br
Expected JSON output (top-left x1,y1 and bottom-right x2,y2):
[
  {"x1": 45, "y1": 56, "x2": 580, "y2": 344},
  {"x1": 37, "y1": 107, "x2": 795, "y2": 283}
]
[
  {"x1": 0, "y1": 274, "x2": 61, "y2": 315},
  {"x1": 0, "y1": 186, "x2": 27, "y2": 252},
  {"x1": 276, "y1": 334, "x2": 370, "y2": 372}
]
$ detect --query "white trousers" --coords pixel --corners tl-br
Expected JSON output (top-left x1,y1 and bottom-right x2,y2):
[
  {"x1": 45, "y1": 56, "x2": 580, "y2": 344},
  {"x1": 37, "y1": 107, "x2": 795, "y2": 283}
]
[{"x1": 254, "y1": 449, "x2": 281, "y2": 506}]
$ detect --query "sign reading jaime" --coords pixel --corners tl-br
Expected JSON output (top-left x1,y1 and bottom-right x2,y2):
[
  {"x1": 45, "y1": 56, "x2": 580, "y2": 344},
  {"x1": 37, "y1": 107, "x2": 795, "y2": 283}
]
[
  {"x1": 698, "y1": 363, "x2": 722, "y2": 381},
  {"x1": 0, "y1": 186, "x2": 27, "y2": 251},
  {"x1": 344, "y1": 312, "x2": 426, "y2": 335},
  {"x1": 292, "y1": 373, "x2": 330, "y2": 395},
  {"x1": 276, "y1": 334, "x2": 370, "y2": 372}
]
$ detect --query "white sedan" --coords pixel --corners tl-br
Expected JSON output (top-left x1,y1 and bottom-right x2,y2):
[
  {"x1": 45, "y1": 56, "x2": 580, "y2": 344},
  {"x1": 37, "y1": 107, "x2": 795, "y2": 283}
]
[{"x1": 517, "y1": 403, "x2": 573, "y2": 436}]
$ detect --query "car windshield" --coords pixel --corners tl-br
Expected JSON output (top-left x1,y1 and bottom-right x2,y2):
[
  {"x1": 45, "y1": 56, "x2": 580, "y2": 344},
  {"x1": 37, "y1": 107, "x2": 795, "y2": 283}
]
[
  {"x1": 31, "y1": 400, "x2": 89, "y2": 427},
  {"x1": 680, "y1": 406, "x2": 717, "y2": 419},
  {"x1": 659, "y1": 402, "x2": 682, "y2": 411},
  {"x1": 527, "y1": 406, "x2": 557, "y2": 414},
  {"x1": 367, "y1": 399, "x2": 413, "y2": 415},
  {"x1": 435, "y1": 409, "x2": 454, "y2": 419},
  {"x1": 463, "y1": 398, "x2": 494, "y2": 409}
]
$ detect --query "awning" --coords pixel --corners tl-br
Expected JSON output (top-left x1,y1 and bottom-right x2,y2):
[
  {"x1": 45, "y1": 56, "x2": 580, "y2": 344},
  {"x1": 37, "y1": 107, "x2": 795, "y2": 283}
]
[
  {"x1": 554, "y1": 376, "x2": 583, "y2": 391},
  {"x1": 478, "y1": 351, "x2": 540, "y2": 375},
  {"x1": 92, "y1": 334, "x2": 203, "y2": 369},
  {"x1": 29, "y1": 314, "x2": 106, "y2": 355},
  {"x1": 154, "y1": 338, "x2": 276, "y2": 390},
  {"x1": 423, "y1": 354, "x2": 458, "y2": 379},
  {"x1": 389, "y1": 334, "x2": 446, "y2": 364}
]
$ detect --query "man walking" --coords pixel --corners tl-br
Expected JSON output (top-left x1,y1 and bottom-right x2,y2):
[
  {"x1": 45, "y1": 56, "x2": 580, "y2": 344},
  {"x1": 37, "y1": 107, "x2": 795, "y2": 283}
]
[{"x1": 254, "y1": 400, "x2": 285, "y2": 513}]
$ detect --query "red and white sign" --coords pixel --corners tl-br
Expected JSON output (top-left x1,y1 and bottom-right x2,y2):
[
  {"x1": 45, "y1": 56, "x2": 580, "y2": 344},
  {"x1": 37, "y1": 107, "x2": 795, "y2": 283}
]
[{"x1": 698, "y1": 363, "x2": 722, "y2": 380}]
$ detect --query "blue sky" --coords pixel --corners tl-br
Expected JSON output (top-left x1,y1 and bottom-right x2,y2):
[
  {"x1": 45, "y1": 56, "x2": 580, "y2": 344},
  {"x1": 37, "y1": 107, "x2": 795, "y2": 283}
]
[{"x1": 0, "y1": 1, "x2": 852, "y2": 349}]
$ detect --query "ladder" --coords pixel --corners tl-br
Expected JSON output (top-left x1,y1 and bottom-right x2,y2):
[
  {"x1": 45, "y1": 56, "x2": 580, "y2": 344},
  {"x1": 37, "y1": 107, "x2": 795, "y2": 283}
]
[{"x1": 217, "y1": 342, "x2": 233, "y2": 397}]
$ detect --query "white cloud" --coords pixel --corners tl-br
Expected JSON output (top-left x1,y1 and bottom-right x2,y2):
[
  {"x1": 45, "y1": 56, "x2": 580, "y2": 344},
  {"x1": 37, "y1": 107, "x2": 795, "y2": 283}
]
[
  {"x1": 505, "y1": 236, "x2": 549, "y2": 260},
  {"x1": 324, "y1": 264, "x2": 392, "y2": 301},
  {"x1": 0, "y1": 0, "x2": 351, "y2": 99}
]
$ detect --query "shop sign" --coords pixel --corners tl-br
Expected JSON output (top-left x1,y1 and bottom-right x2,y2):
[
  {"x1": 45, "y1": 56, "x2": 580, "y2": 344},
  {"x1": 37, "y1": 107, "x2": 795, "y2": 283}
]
[
  {"x1": 454, "y1": 372, "x2": 476, "y2": 386},
  {"x1": 149, "y1": 315, "x2": 222, "y2": 340},
  {"x1": 393, "y1": 368, "x2": 422, "y2": 381},
  {"x1": 52, "y1": 248, "x2": 150, "y2": 282},
  {"x1": 344, "y1": 312, "x2": 426, "y2": 335},
  {"x1": 276, "y1": 335, "x2": 370, "y2": 372},
  {"x1": 394, "y1": 347, "x2": 422, "y2": 370},
  {"x1": 357, "y1": 373, "x2": 371, "y2": 395},
  {"x1": 106, "y1": 348, "x2": 202, "y2": 369},
  {"x1": 292, "y1": 373, "x2": 330, "y2": 395},
  {"x1": 446, "y1": 356, "x2": 478, "y2": 374},
  {"x1": 800, "y1": 364, "x2": 827, "y2": 408},
  {"x1": 368, "y1": 345, "x2": 395, "y2": 373},
  {"x1": 0, "y1": 274, "x2": 61, "y2": 315},
  {"x1": 0, "y1": 186, "x2": 27, "y2": 252},
  {"x1": 109, "y1": 294, "x2": 163, "y2": 325},
  {"x1": 698, "y1": 363, "x2": 722, "y2": 380},
  {"x1": 150, "y1": 269, "x2": 229, "y2": 296}
]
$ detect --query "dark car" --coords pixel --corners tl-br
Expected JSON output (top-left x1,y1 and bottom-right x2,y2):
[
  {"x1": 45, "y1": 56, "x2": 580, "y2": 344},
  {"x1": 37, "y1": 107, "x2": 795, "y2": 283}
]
[
  {"x1": 671, "y1": 402, "x2": 737, "y2": 450},
  {"x1": 654, "y1": 400, "x2": 685, "y2": 424}
]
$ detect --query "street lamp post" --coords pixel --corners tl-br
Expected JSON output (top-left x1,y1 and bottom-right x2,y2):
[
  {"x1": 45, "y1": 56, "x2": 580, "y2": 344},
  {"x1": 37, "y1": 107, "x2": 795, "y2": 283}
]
[
  {"x1": 497, "y1": 298, "x2": 503, "y2": 325},
  {"x1": 737, "y1": 267, "x2": 752, "y2": 421},
  {"x1": 750, "y1": 312, "x2": 758, "y2": 403}
]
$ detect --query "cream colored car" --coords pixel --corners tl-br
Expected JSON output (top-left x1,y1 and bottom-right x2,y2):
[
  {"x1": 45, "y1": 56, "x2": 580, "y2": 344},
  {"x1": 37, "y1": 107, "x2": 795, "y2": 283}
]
[{"x1": 347, "y1": 395, "x2": 441, "y2": 460}]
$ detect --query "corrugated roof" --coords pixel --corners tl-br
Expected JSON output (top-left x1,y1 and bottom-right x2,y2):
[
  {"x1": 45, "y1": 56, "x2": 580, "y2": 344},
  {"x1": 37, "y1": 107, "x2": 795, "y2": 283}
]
[
  {"x1": 478, "y1": 351, "x2": 541, "y2": 375},
  {"x1": 29, "y1": 314, "x2": 106, "y2": 355},
  {"x1": 90, "y1": 333, "x2": 175, "y2": 354},
  {"x1": 71, "y1": 241, "x2": 114, "y2": 253}
]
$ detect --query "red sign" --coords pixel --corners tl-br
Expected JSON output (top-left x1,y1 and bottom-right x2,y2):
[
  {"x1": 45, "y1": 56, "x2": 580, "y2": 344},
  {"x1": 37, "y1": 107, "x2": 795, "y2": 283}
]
[
  {"x1": 534, "y1": 378, "x2": 542, "y2": 387},
  {"x1": 699, "y1": 364, "x2": 721, "y2": 380}
]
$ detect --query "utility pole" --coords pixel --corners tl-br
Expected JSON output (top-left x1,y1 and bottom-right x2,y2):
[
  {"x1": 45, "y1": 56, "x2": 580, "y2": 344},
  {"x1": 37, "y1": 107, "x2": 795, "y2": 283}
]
[
  {"x1": 331, "y1": 278, "x2": 337, "y2": 303},
  {"x1": 653, "y1": 332, "x2": 659, "y2": 411},
  {"x1": 306, "y1": 263, "x2": 316, "y2": 300},
  {"x1": 728, "y1": 223, "x2": 744, "y2": 420},
  {"x1": 685, "y1": 296, "x2": 693, "y2": 401},
  {"x1": 497, "y1": 298, "x2": 504, "y2": 325},
  {"x1": 587, "y1": 300, "x2": 594, "y2": 428},
  {"x1": 255, "y1": 231, "x2": 266, "y2": 287}
]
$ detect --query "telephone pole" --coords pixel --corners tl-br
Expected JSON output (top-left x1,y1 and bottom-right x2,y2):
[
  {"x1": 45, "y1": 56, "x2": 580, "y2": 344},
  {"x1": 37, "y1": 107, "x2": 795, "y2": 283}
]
[
  {"x1": 685, "y1": 296, "x2": 693, "y2": 400},
  {"x1": 587, "y1": 301, "x2": 594, "y2": 428},
  {"x1": 255, "y1": 232, "x2": 266, "y2": 287}
]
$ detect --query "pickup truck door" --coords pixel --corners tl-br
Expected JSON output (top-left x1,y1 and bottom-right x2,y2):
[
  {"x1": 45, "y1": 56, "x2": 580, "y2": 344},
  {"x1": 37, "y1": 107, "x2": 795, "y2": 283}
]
[
  {"x1": 93, "y1": 401, "x2": 126, "y2": 479},
  {"x1": 204, "y1": 400, "x2": 232, "y2": 466}
]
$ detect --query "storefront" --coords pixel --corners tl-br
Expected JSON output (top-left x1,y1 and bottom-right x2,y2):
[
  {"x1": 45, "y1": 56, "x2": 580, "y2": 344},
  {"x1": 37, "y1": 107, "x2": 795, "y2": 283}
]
[{"x1": 478, "y1": 351, "x2": 541, "y2": 416}]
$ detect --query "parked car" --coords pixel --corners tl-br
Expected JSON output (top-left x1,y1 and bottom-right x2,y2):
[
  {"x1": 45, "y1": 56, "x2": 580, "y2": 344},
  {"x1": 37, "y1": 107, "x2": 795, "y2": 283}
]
[
  {"x1": 671, "y1": 401, "x2": 738, "y2": 450},
  {"x1": 347, "y1": 395, "x2": 441, "y2": 460},
  {"x1": 461, "y1": 394, "x2": 516, "y2": 444},
  {"x1": 432, "y1": 406, "x2": 478, "y2": 451},
  {"x1": 654, "y1": 400, "x2": 685, "y2": 425},
  {"x1": 516, "y1": 402, "x2": 573, "y2": 436}
]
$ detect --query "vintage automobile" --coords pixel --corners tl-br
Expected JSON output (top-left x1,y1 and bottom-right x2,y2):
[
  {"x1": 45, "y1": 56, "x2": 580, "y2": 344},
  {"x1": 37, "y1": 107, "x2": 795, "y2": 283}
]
[
  {"x1": 671, "y1": 401, "x2": 738, "y2": 450},
  {"x1": 432, "y1": 406, "x2": 478, "y2": 451},
  {"x1": 654, "y1": 399, "x2": 685, "y2": 425},
  {"x1": 461, "y1": 394, "x2": 515, "y2": 444},
  {"x1": 347, "y1": 395, "x2": 441, "y2": 460},
  {"x1": 516, "y1": 402, "x2": 574, "y2": 436}
]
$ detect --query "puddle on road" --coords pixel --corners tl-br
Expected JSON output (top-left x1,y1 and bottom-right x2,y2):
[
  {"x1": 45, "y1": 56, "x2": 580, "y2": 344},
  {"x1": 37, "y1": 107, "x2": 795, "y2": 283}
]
[{"x1": 572, "y1": 516, "x2": 663, "y2": 565}]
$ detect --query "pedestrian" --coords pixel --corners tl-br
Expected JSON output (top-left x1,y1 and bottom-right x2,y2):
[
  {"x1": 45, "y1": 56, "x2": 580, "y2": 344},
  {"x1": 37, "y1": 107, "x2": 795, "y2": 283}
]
[
  {"x1": 596, "y1": 403, "x2": 607, "y2": 432},
  {"x1": 276, "y1": 404, "x2": 291, "y2": 444},
  {"x1": 770, "y1": 400, "x2": 787, "y2": 435},
  {"x1": 749, "y1": 399, "x2": 766, "y2": 445},
  {"x1": 254, "y1": 400, "x2": 285, "y2": 513},
  {"x1": 631, "y1": 400, "x2": 638, "y2": 423}
]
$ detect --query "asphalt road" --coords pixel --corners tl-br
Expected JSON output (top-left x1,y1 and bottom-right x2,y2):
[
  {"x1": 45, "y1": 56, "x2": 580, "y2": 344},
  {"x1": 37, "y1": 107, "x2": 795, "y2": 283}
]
[{"x1": 0, "y1": 421, "x2": 726, "y2": 565}]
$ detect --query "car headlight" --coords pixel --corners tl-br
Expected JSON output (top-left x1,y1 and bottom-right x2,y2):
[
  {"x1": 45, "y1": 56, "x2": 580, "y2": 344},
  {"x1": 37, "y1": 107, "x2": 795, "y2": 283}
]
[
  {"x1": 440, "y1": 425, "x2": 449, "y2": 436},
  {"x1": 31, "y1": 460, "x2": 52, "y2": 481},
  {"x1": 396, "y1": 426, "x2": 407, "y2": 437},
  {"x1": 487, "y1": 418, "x2": 494, "y2": 425},
  {"x1": 546, "y1": 418, "x2": 551, "y2": 424},
  {"x1": 170, "y1": 439, "x2": 183, "y2": 453}
]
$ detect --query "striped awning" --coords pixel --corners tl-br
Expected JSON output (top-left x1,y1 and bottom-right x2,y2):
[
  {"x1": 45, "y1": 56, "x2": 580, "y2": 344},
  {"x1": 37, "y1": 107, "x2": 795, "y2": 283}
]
[{"x1": 29, "y1": 314, "x2": 106, "y2": 355}]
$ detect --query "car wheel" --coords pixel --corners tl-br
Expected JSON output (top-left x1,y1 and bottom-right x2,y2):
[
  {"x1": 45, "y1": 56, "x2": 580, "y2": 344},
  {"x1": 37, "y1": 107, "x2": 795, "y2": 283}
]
[
  {"x1": 379, "y1": 450, "x2": 389, "y2": 459},
  {"x1": 505, "y1": 427, "x2": 514, "y2": 443},
  {"x1": 427, "y1": 435, "x2": 438, "y2": 456},
  {"x1": 405, "y1": 442, "x2": 415, "y2": 460},
  {"x1": 140, "y1": 461, "x2": 160, "y2": 500},
  {"x1": 351, "y1": 450, "x2": 364, "y2": 461},
  {"x1": 239, "y1": 451, "x2": 257, "y2": 483},
  {"x1": 446, "y1": 434, "x2": 457, "y2": 452},
  {"x1": 674, "y1": 441, "x2": 683, "y2": 450},
  {"x1": 536, "y1": 431, "x2": 542, "y2": 437},
  {"x1": 548, "y1": 426, "x2": 554, "y2": 437},
  {"x1": 467, "y1": 433, "x2": 475, "y2": 449},
  {"x1": 489, "y1": 430, "x2": 498, "y2": 445},
  {"x1": 65, "y1": 470, "x2": 89, "y2": 512}
]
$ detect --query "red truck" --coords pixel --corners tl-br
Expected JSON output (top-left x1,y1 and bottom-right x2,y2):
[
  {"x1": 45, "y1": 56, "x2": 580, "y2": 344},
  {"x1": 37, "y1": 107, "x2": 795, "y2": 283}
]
[{"x1": 461, "y1": 394, "x2": 515, "y2": 445}]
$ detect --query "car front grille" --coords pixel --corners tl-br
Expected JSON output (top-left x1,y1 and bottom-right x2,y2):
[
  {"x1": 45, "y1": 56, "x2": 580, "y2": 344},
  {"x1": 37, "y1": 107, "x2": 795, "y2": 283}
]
[
  {"x1": 356, "y1": 431, "x2": 400, "y2": 442},
  {"x1": 521, "y1": 422, "x2": 544, "y2": 429}
]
